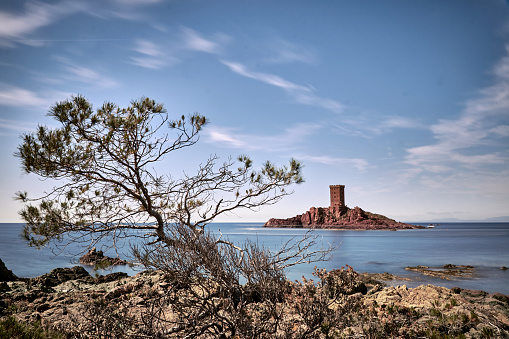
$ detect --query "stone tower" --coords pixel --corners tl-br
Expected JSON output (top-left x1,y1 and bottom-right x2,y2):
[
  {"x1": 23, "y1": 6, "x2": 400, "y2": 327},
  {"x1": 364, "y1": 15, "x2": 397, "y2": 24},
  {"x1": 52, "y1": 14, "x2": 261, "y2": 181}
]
[{"x1": 329, "y1": 185, "x2": 345, "y2": 210}]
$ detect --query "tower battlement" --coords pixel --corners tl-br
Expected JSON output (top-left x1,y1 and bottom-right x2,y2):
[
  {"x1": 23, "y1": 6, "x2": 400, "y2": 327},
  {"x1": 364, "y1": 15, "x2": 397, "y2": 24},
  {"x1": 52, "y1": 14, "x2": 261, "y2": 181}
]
[{"x1": 329, "y1": 185, "x2": 345, "y2": 210}]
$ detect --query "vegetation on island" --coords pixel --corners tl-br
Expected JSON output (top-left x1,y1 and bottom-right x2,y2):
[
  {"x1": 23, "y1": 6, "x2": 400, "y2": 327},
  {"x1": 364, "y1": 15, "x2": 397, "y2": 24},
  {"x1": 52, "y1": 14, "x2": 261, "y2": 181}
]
[{"x1": 3, "y1": 95, "x2": 507, "y2": 338}]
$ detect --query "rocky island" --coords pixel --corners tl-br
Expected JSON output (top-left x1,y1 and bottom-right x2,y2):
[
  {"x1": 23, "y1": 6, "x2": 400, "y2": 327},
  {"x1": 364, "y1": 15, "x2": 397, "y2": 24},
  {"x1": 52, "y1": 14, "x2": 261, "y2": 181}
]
[{"x1": 265, "y1": 185, "x2": 424, "y2": 230}]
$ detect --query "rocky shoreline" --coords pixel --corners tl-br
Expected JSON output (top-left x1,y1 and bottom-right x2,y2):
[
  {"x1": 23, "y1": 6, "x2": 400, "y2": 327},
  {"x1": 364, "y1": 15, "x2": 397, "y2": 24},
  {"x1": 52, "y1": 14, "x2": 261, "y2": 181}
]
[
  {"x1": 1, "y1": 261, "x2": 508, "y2": 337},
  {"x1": 264, "y1": 205, "x2": 424, "y2": 230}
]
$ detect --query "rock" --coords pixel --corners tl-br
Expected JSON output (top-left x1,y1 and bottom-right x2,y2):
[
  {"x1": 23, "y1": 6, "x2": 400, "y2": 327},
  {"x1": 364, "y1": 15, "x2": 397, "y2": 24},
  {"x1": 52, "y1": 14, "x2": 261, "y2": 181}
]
[
  {"x1": 79, "y1": 247, "x2": 129, "y2": 267},
  {"x1": 451, "y1": 287, "x2": 462, "y2": 294},
  {"x1": 0, "y1": 258, "x2": 17, "y2": 282},
  {"x1": 2, "y1": 266, "x2": 508, "y2": 338},
  {"x1": 30, "y1": 266, "x2": 92, "y2": 288},
  {"x1": 264, "y1": 206, "x2": 423, "y2": 230},
  {"x1": 460, "y1": 289, "x2": 488, "y2": 298},
  {"x1": 405, "y1": 265, "x2": 476, "y2": 280},
  {"x1": 36, "y1": 303, "x2": 51, "y2": 313},
  {"x1": 492, "y1": 293, "x2": 509, "y2": 304},
  {"x1": 94, "y1": 272, "x2": 128, "y2": 283}
]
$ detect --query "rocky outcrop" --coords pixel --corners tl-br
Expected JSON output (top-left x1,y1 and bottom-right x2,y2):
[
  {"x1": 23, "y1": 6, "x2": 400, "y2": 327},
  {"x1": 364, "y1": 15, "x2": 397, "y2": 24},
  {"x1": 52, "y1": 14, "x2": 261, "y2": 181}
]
[
  {"x1": 364, "y1": 284, "x2": 509, "y2": 333},
  {"x1": 405, "y1": 264, "x2": 476, "y2": 280},
  {"x1": 79, "y1": 248, "x2": 129, "y2": 267},
  {"x1": 265, "y1": 206, "x2": 423, "y2": 230},
  {"x1": 1, "y1": 267, "x2": 507, "y2": 338},
  {"x1": 0, "y1": 259, "x2": 17, "y2": 282},
  {"x1": 29, "y1": 266, "x2": 93, "y2": 289}
]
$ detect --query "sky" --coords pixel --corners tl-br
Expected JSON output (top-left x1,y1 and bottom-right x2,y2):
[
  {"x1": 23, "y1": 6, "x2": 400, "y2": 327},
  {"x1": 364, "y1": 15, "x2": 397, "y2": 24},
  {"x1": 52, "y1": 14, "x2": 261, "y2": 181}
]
[{"x1": 0, "y1": 0, "x2": 508, "y2": 223}]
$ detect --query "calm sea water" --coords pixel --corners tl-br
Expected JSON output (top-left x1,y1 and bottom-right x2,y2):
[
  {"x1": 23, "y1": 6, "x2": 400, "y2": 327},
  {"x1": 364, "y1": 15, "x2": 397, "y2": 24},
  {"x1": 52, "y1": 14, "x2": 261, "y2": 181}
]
[{"x1": 0, "y1": 222, "x2": 508, "y2": 294}]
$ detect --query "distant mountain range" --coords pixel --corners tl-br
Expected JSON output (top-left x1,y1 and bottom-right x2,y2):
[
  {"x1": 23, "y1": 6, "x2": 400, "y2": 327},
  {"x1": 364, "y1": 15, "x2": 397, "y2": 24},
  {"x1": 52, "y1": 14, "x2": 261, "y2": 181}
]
[{"x1": 407, "y1": 216, "x2": 509, "y2": 223}]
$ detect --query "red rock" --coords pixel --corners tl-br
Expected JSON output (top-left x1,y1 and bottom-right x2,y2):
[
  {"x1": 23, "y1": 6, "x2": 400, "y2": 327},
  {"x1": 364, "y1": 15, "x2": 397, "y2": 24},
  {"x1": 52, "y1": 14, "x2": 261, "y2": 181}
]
[{"x1": 264, "y1": 206, "x2": 423, "y2": 230}]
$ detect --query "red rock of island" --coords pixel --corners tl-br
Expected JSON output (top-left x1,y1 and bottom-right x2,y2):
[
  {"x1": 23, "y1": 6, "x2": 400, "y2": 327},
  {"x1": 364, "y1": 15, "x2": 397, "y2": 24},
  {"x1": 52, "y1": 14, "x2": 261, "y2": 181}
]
[{"x1": 264, "y1": 185, "x2": 423, "y2": 230}]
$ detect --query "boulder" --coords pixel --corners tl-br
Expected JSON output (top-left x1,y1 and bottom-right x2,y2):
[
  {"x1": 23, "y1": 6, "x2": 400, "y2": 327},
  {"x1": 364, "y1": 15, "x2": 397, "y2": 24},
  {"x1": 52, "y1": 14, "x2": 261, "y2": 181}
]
[
  {"x1": 0, "y1": 258, "x2": 17, "y2": 282},
  {"x1": 30, "y1": 266, "x2": 92, "y2": 288}
]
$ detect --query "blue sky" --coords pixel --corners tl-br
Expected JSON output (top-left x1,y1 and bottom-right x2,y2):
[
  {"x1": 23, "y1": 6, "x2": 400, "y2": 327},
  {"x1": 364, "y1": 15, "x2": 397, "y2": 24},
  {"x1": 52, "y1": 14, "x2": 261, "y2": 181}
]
[{"x1": 1, "y1": 0, "x2": 508, "y2": 223}]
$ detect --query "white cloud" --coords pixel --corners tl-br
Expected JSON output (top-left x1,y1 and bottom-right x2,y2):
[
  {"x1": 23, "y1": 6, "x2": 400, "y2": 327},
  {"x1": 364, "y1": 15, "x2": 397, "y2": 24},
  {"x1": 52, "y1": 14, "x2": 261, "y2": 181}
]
[
  {"x1": 66, "y1": 64, "x2": 118, "y2": 88},
  {"x1": 381, "y1": 116, "x2": 421, "y2": 129},
  {"x1": 332, "y1": 113, "x2": 423, "y2": 139},
  {"x1": 221, "y1": 61, "x2": 311, "y2": 92},
  {"x1": 205, "y1": 123, "x2": 321, "y2": 152},
  {"x1": 129, "y1": 29, "x2": 230, "y2": 70},
  {"x1": 292, "y1": 91, "x2": 345, "y2": 113},
  {"x1": 0, "y1": 1, "x2": 81, "y2": 46},
  {"x1": 0, "y1": 0, "x2": 164, "y2": 46},
  {"x1": 180, "y1": 27, "x2": 229, "y2": 54},
  {"x1": 404, "y1": 44, "x2": 509, "y2": 173},
  {"x1": 129, "y1": 39, "x2": 178, "y2": 70},
  {"x1": 221, "y1": 60, "x2": 344, "y2": 114},
  {"x1": 264, "y1": 39, "x2": 316, "y2": 64},
  {"x1": 207, "y1": 128, "x2": 245, "y2": 148},
  {"x1": 0, "y1": 85, "x2": 52, "y2": 107},
  {"x1": 296, "y1": 154, "x2": 370, "y2": 172},
  {"x1": 491, "y1": 125, "x2": 509, "y2": 137},
  {"x1": 133, "y1": 39, "x2": 163, "y2": 57},
  {"x1": 54, "y1": 57, "x2": 118, "y2": 88},
  {"x1": 0, "y1": 118, "x2": 37, "y2": 135},
  {"x1": 130, "y1": 56, "x2": 169, "y2": 70},
  {"x1": 205, "y1": 123, "x2": 369, "y2": 171},
  {"x1": 110, "y1": 0, "x2": 162, "y2": 6}
]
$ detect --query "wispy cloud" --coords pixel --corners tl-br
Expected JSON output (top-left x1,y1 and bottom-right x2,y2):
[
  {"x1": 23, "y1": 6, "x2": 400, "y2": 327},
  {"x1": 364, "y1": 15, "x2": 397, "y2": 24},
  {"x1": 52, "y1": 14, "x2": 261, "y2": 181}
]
[
  {"x1": 0, "y1": 118, "x2": 37, "y2": 135},
  {"x1": 0, "y1": 0, "x2": 165, "y2": 46},
  {"x1": 53, "y1": 57, "x2": 118, "y2": 88},
  {"x1": 77, "y1": 0, "x2": 163, "y2": 22},
  {"x1": 180, "y1": 27, "x2": 227, "y2": 54},
  {"x1": 221, "y1": 60, "x2": 344, "y2": 114},
  {"x1": 0, "y1": 84, "x2": 52, "y2": 107},
  {"x1": 295, "y1": 154, "x2": 370, "y2": 172},
  {"x1": 205, "y1": 123, "x2": 369, "y2": 171},
  {"x1": 133, "y1": 39, "x2": 163, "y2": 57},
  {"x1": 381, "y1": 116, "x2": 422, "y2": 130},
  {"x1": 221, "y1": 61, "x2": 311, "y2": 92},
  {"x1": 405, "y1": 44, "x2": 509, "y2": 173},
  {"x1": 110, "y1": 0, "x2": 162, "y2": 6},
  {"x1": 264, "y1": 39, "x2": 316, "y2": 64},
  {"x1": 130, "y1": 28, "x2": 230, "y2": 70},
  {"x1": 0, "y1": 1, "x2": 81, "y2": 46},
  {"x1": 129, "y1": 39, "x2": 177, "y2": 69},
  {"x1": 332, "y1": 113, "x2": 423, "y2": 139},
  {"x1": 205, "y1": 123, "x2": 321, "y2": 152}
]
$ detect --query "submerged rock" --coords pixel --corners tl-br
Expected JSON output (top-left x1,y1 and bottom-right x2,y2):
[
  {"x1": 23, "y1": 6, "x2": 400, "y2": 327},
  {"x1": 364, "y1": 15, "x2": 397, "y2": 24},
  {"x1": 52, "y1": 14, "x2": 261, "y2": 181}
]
[{"x1": 405, "y1": 264, "x2": 476, "y2": 280}]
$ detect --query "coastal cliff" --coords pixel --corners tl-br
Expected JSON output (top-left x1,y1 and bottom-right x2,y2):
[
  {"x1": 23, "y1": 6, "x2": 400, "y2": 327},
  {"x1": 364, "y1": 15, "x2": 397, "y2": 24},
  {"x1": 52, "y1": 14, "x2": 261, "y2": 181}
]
[{"x1": 264, "y1": 205, "x2": 423, "y2": 230}]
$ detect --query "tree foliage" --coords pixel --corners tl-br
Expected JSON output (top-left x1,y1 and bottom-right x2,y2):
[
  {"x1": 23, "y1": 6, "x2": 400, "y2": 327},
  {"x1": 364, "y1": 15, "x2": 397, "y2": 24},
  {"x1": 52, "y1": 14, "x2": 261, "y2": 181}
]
[{"x1": 16, "y1": 95, "x2": 303, "y2": 249}]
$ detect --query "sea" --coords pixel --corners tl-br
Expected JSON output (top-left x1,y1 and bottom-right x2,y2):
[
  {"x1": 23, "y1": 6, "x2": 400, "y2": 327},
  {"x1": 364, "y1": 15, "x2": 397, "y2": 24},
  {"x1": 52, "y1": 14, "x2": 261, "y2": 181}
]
[{"x1": 1, "y1": 222, "x2": 508, "y2": 294}]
